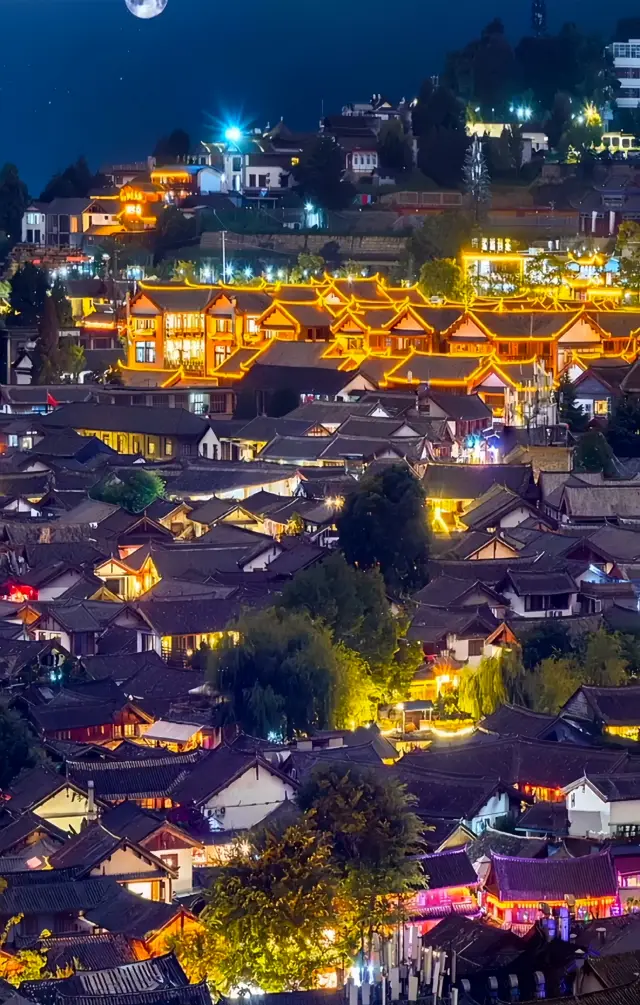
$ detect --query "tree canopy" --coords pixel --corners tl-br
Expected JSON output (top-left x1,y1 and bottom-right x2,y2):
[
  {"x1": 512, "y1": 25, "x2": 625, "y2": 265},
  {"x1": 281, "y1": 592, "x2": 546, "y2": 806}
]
[
  {"x1": 418, "y1": 258, "x2": 463, "y2": 299},
  {"x1": 607, "y1": 396, "x2": 640, "y2": 458},
  {"x1": 92, "y1": 470, "x2": 165, "y2": 514},
  {"x1": 279, "y1": 553, "x2": 396, "y2": 669},
  {"x1": 298, "y1": 763, "x2": 423, "y2": 956},
  {"x1": 9, "y1": 264, "x2": 48, "y2": 328},
  {"x1": 173, "y1": 767, "x2": 423, "y2": 992},
  {"x1": 209, "y1": 608, "x2": 339, "y2": 740},
  {"x1": 0, "y1": 704, "x2": 39, "y2": 789},
  {"x1": 0, "y1": 164, "x2": 28, "y2": 246},
  {"x1": 154, "y1": 129, "x2": 191, "y2": 166},
  {"x1": 173, "y1": 822, "x2": 347, "y2": 992},
  {"x1": 338, "y1": 464, "x2": 430, "y2": 596},
  {"x1": 39, "y1": 156, "x2": 103, "y2": 202},
  {"x1": 31, "y1": 295, "x2": 60, "y2": 385},
  {"x1": 293, "y1": 136, "x2": 355, "y2": 212}
]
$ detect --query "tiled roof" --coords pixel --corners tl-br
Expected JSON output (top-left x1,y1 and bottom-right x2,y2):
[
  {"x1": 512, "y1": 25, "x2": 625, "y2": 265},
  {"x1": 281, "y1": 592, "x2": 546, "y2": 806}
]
[
  {"x1": 385, "y1": 353, "x2": 484, "y2": 384},
  {"x1": 506, "y1": 568, "x2": 577, "y2": 596},
  {"x1": 66, "y1": 753, "x2": 200, "y2": 801},
  {"x1": 35, "y1": 933, "x2": 137, "y2": 973},
  {"x1": 489, "y1": 848, "x2": 617, "y2": 901},
  {"x1": 6, "y1": 766, "x2": 68, "y2": 813},
  {"x1": 516, "y1": 800, "x2": 569, "y2": 835},
  {"x1": 418, "y1": 848, "x2": 477, "y2": 890},
  {"x1": 0, "y1": 876, "x2": 115, "y2": 916},
  {"x1": 40, "y1": 404, "x2": 208, "y2": 439},
  {"x1": 422, "y1": 914, "x2": 526, "y2": 973},
  {"x1": 404, "y1": 737, "x2": 633, "y2": 788},
  {"x1": 171, "y1": 745, "x2": 286, "y2": 805},
  {"x1": 422, "y1": 463, "x2": 536, "y2": 501},
  {"x1": 478, "y1": 703, "x2": 559, "y2": 739},
  {"x1": 0, "y1": 812, "x2": 66, "y2": 856},
  {"x1": 390, "y1": 764, "x2": 506, "y2": 821},
  {"x1": 563, "y1": 685, "x2": 640, "y2": 726}
]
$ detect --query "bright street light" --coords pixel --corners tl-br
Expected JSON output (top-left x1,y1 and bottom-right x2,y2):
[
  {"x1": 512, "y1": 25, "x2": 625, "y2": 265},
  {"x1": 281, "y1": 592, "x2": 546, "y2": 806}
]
[{"x1": 224, "y1": 126, "x2": 241, "y2": 143}]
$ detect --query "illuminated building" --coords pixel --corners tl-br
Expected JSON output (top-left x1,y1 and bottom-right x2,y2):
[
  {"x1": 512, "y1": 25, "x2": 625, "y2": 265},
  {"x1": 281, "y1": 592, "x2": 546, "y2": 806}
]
[
  {"x1": 122, "y1": 277, "x2": 640, "y2": 427},
  {"x1": 482, "y1": 850, "x2": 618, "y2": 931},
  {"x1": 406, "y1": 849, "x2": 479, "y2": 932}
]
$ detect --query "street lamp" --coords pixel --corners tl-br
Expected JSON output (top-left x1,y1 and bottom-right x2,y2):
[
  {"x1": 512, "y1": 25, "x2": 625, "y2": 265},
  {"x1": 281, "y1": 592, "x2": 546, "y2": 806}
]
[{"x1": 224, "y1": 126, "x2": 241, "y2": 143}]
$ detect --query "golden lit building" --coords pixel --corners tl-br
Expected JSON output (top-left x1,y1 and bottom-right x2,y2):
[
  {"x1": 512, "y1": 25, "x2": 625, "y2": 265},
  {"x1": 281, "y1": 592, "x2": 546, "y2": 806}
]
[{"x1": 122, "y1": 277, "x2": 640, "y2": 424}]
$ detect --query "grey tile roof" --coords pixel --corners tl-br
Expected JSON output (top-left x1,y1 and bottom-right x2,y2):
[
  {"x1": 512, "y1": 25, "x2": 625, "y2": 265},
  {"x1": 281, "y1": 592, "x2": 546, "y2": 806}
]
[{"x1": 488, "y1": 848, "x2": 617, "y2": 901}]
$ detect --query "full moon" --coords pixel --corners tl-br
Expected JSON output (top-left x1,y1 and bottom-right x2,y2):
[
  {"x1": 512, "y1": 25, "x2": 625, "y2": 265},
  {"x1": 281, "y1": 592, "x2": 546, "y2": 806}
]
[{"x1": 125, "y1": 0, "x2": 168, "y2": 18}]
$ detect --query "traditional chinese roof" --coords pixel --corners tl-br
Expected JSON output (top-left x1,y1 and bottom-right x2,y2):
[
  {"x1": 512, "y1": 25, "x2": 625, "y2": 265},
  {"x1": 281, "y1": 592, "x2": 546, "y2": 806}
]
[
  {"x1": 562, "y1": 685, "x2": 640, "y2": 726},
  {"x1": 66, "y1": 753, "x2": 201, "y2": 801},
  {"x1": 422, "y1": 462, "x2": 536, "y2": 501},
  {"x1": 516, "y1": 800, "x2": 569, "y2": 835},
  {"x1": 418, "y1": 848, "x2": 477, "y2": 890},
  {"x1": 488, "y1": 848, "x2": 617, "y2": 901},
  {"x1": 403, "y1": 737, "x2": 635, "y2": 788},
  {"x1": 478, "y1": 703, "x2": 560, "y2": 739}
]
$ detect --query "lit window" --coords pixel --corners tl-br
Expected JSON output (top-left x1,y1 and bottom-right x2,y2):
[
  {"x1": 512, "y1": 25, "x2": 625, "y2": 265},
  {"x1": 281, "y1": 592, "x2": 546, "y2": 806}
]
[
  {"x1": 136, "y1": 341, "x2": 156, "y2": 363},
  {"x1": 148, "y1": 442, "x2": 156, "y2": 455},
  {"x1": 594, "y1": 399, "x2": 610, "y2": 415},
  {"x1": 70, "y1": 217, "x2": 79, "y2": 233}
]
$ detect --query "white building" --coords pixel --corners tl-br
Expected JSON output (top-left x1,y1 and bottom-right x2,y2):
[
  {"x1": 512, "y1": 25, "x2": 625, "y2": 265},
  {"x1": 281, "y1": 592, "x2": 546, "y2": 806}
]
[
  {"x1": 22, "y1": 205, "x2": 47, "y2": 245},
  {"x1": 564, "y1": 774, "x2": 640, "y2": 840},
  {"x1": 608, "y1": 39, "x2": 640, "y2": 109}
]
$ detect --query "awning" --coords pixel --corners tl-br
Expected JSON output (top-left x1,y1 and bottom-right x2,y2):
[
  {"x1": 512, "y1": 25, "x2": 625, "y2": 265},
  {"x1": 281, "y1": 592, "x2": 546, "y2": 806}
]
[{"x1": 143, "y1": 720, "x2": 204, "y2": 743}]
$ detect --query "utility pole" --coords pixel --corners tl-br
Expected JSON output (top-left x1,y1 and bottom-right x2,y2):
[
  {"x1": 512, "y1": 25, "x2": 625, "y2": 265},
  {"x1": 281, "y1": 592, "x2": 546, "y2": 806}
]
[{"x1": 221, "y1": 230, "x2": 227, "y2": 280}]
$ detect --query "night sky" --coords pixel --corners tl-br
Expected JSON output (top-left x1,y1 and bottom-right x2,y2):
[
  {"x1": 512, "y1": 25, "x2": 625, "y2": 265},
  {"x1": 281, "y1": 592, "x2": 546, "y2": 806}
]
[{"x1": 0, "y1": 0, "x2": 637, "y2": 194}]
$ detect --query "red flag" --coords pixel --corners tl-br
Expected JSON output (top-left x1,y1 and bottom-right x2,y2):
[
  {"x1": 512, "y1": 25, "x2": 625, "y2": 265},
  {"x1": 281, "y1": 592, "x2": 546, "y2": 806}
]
[{"x1": 46, "y1": 392, "x2": 59, "y2": 407}]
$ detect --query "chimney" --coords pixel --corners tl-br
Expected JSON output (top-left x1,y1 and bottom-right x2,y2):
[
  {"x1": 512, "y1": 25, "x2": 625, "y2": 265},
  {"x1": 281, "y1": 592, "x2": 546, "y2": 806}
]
[
  {"x1": 595, "y1": 927, "x2": 607, "y2": 946},
  {"x1": 87, "y1": 780, "x2": 97, "y2": 823}
]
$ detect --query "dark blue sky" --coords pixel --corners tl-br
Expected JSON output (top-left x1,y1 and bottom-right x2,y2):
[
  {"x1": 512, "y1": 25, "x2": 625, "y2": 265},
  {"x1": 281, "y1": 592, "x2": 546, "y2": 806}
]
[{"x1": 0, "y1": 0, "x2": 635, "y2": 194}]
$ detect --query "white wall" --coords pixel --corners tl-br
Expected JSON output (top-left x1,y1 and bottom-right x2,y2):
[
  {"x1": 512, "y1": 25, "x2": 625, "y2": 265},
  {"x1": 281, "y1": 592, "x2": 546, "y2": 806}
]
[
  {"x1": 203, "y1": 765, "x2": 295, "y2": 830},
  {"x1": 566, "y1": 781, "x2": 609, "y2": 836},
  {"x1": 469, "y1": 791, "x2": 510, "y2": 835},
  {"x1": 34, "y1": 787, "x2": 90, "y2": 833}
]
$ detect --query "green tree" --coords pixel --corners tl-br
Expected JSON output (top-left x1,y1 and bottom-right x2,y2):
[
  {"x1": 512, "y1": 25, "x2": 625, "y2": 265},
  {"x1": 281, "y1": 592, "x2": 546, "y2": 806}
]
[
  {"x1": 154, "y1": 129, "x2": 191, "y2": 165},
  {"x1": 297, "y1": 764, "x2": 423, "y2": 957},
  {"x1": 172, "y1": 260, "x2": 198, "y2": 283},
  {"x1": 50, "y1": 278, "x2": 74, "y2": 329},
  {"x1": 333, "y1": 644, "x2": 380, "y2": 728},
  {"x1": 527, "y1": 655, "x2": 582, "y2": 714},
  {"x1": 59, "y1": 342, "x2": 87, "y2": 381},
  {"x1": 405, "y1": 211, "x2": 474, "y2": 274},
  {"x1": 376, "y1": 121, "x2": 413, "y2": 176},
  {"x1": 463, "y1": 136, "x2": 491, "y2": 219},
  {"x1": 338, "y1": 465, "x2": 430, "y2": 597},
  {"x1": 444, "y1": 19, "x2": 518, "y2": 115},
  {"x1": 417, "y1": 126, "x2": 470, "y2": 189},
  {"x1": 40, "y1": 156, "x2": 96, "y2": 201},
  {"x1": 290, "y1": 252, "x2": 325, "y2": 283},
  {"x1": 153, "y1": 207, "x2": 197, "y2": 265},
  {"x1": 172, "y1": 822, "x2": 348, "y2": 991},
  {"x1": 293, "y1": 136, "x2": 355, "y2": 212},
  {"x1": 279, "y1": 553, "x2": 396, "y2": 670},
  {"x1": 607, "y1": 396, "x2": 640, "y2": 457},
  {"x1": 0, "y1": 164, "x2": 28, "y2": 246},
  {"x1": 458, "y1": 655, "x2": 507, "y2": 719},
  {"x1": 210, "y1": 608, "x2": 340, "y2": 739},
  {"x1": 575, "y1": 429, "x2": 617, "y2": 472},
  {"x1": 557, "y1": 372, "x2": 587, "y2": 432},
  {"x1": 577, "y1": 628, "x2": 628, "y2": 687},
  {"x1": 522, "y1": 620, "x2": 572, "y2": 671},
  {"x1": 418, "y1": 258, "x2": 462, "y2": 299},
  {"x1": 92, "y1": 470, "x2": 165, "y2": 513},
  {"x1": 8, "y1": 263, "x2": 48, "y2": 328},
  {"x1": 0, "y1": 704, "x2": 39, "y2": 788},
  {"x1": 32, "y1": 295, "x2": 61, "y2": 384},
  {"x1": 619, "y1": 250, "x2": 640, "y2": 301}
]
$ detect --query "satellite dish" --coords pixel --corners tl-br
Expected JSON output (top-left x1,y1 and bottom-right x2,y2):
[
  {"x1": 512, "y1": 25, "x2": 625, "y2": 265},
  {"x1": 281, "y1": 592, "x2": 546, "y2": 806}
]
[{"x1": 125, "y1": 0, "x2": 168, "y2": 18}]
